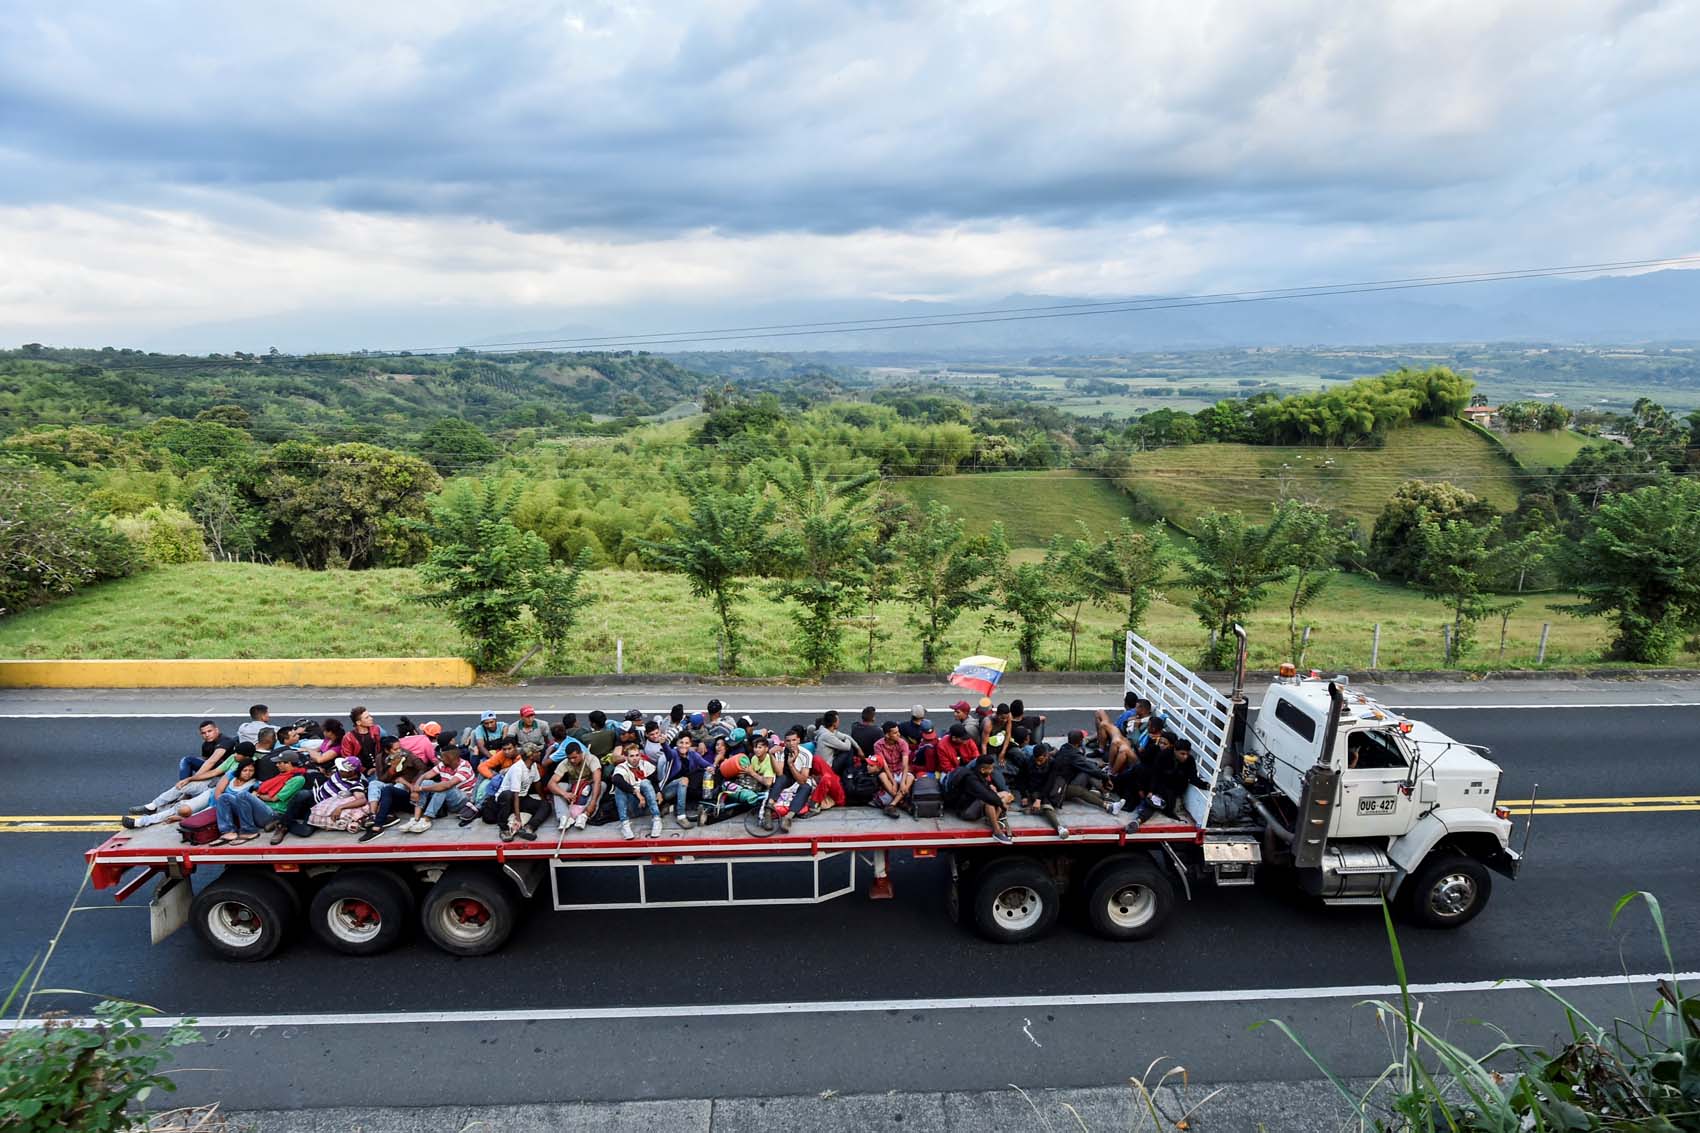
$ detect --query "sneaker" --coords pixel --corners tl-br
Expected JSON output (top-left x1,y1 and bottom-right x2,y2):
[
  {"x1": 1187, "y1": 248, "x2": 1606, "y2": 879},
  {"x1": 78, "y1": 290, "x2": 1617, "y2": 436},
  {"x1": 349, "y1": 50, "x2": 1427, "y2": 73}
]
[
  {"x1": 268, "y1": 825, "x2": 290, "y2": 845},
  {"x1": 991, "y1": 827, "x2": 1013, "y2": 845},
  {"x1": 780, "y1": 815, "x2": 794, "y2": 833},
  {"x1": 760, "y1": 808, "x2": 775, "y2": 832},
  {"x1": 557, "y1": 818, "x2": 572, "y2": 833},
  {"x1": 1055, "y1": 825, "x2": 1071, "y2": 840},
  {"x1": 882, "y1": 805, "x2": 900, "y2": 819},
  {"x1": 121, "y1": 816, "x2": 140, "y2": 829},
  {"x1": 358, "y1": 825, "x2": 385, "y2": 843},
  {"x1": 377, "y1": 816, "x2": 401, "y2": 831},
  {"x1": 1108, "y1": 798, "x2": 1126, "y2": 815},
  {"x1": 1125, "y1": 817, "x2": 1144, "y2": 833},
  {"x1": 517, "y1": 828, "x2": 537, "y2": 841},
  {"x1": 458, "y1": 814, "x2": 477, "y2": 827},
  {"x1": 621, "y1": 820, "x2": 634, "y2": 840},
  {"x1": 675, "y1": 815, "x2": 692, "y2": 829},
  {"x1": 648, "y1": 817, "x2": 662, "y2": 838},
  {"x1": 573, "y1": 813, "x2": 588, "y2": 831},
  {"x1": 500, "y1": 827, "x2": 516, "y2": 842},
  {"x1": 413, "y1": 818, "x2": 433, "y2": 835},
  {"x1": 127, "y1": 805, "x2": 151, "y2": 815}
]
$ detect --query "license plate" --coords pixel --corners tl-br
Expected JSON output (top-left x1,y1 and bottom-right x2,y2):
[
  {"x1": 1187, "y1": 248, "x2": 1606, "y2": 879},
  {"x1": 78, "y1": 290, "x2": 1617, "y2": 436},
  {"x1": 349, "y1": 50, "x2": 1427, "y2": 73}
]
[{"x1": 1357, "y1": 796, "x2": 1398, "y2": 815}]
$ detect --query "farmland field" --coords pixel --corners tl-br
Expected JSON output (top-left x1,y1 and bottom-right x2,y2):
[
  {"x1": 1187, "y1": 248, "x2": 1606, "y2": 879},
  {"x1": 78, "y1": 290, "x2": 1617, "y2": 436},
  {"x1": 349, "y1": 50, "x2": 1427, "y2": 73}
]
[
  {"x1": 892, "y1": 469, "x2": 1141, "y2": 545},
  {"x1": 1499, "y1": 428, "x2": 1591, "y2": 470},
  {"x1": 1117, "y1": 420, "x2": 1522, "y2": 528}
]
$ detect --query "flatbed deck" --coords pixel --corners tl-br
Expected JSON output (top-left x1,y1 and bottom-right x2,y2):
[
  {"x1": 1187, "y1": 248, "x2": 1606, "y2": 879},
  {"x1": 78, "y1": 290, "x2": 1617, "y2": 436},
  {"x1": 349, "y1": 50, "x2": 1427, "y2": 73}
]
[{"x1": 87, "y1": 803, "x2": 1201, "y2": 891}]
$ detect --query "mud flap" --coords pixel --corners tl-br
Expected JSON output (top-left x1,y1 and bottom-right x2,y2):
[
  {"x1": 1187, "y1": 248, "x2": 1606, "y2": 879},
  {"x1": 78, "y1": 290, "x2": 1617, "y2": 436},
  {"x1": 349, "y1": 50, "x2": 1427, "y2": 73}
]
[{"x1": 150, "y1": 876, "x2": 191, "y2": 944}]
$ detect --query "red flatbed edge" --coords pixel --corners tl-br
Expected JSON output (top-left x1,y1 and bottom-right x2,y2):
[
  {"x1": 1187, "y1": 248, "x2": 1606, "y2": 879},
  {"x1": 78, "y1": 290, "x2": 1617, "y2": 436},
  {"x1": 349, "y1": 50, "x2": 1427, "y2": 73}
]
[{"x1": 86, "y1": 805, "x2": 1202, "y2": 892}]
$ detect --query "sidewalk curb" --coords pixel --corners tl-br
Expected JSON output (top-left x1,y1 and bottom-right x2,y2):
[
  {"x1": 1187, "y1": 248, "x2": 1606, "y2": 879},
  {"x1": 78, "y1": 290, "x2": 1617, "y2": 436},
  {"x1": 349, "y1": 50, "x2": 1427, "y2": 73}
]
[{"x1": 220, "y1": 1078, "x2": 1378, "y2": 1132}]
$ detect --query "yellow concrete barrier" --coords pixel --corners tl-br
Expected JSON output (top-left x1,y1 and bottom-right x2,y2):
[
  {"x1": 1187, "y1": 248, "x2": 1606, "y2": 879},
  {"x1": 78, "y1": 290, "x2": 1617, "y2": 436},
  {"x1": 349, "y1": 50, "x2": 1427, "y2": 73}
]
[{"x1": 0, "y1": 658, "x2": 476, "y2": 688}]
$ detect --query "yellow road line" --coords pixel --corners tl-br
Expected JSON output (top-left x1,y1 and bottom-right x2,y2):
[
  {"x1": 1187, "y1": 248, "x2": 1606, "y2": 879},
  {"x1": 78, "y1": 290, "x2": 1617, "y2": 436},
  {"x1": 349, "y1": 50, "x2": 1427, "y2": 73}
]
[{"x1": 1500, "y1": 796, "x2": 1700, "y2": 806}]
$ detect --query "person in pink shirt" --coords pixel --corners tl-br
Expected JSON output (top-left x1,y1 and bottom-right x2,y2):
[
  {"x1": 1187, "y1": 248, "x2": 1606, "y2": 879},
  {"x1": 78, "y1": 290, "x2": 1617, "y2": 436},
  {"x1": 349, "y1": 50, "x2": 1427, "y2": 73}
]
[{"x1": 870, "y1": 721, "x2": 915, "y2": 818}]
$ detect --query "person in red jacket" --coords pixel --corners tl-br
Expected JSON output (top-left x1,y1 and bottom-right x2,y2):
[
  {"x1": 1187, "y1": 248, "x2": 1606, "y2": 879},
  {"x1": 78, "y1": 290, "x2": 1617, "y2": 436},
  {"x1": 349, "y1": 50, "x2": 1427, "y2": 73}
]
[
  {"x1": 340, "y1": 706, "x2": 384, "y2": 771},
  {"x1": 934, "y1": 723, "x2": 981, "y2": 780}
]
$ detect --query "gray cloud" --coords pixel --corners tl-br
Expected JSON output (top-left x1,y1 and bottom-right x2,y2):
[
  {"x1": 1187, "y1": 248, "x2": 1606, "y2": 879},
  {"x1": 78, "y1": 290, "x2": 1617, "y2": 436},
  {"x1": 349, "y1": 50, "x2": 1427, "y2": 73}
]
[{"x1": 2, "y1": 0, "x2": 1695, "y2": 239}]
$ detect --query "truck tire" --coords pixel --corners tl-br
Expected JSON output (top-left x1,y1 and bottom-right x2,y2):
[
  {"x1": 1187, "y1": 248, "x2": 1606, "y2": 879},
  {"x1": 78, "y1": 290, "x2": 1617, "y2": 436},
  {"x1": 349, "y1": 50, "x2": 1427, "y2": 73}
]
[
  {"x1": 420, "y1": 867, "x2": 516, "y2": 956},
  {"x1": 1084, "y1": 858, "x2": 1175, "y2": 941},
  {"x1": 1402, "y1": 853, "x2": 1492, "y2": 929},
  {"x1": 971, "y1": 858, "x2": 1059, "y2": 944},
  {"x1": 308, "y1": 869, "x2": 413, "y2": 956},
  {"x1": 191, "y1": 872, "x2": 293, "y2": 961}
]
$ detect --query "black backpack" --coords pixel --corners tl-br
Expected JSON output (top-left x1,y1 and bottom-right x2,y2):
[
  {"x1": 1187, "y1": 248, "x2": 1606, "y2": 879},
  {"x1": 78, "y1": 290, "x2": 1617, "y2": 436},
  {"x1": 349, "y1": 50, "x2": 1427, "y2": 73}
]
[{"x1": 841, "y1": 758, "x2": 878, "y2": 805}]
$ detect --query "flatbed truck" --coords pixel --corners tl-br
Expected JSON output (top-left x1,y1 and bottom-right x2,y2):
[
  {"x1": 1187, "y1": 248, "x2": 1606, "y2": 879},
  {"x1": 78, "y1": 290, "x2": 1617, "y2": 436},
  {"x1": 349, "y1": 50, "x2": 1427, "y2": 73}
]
[{"x1": 85, "y1": 629, "x2": 1521, "y2": 960}]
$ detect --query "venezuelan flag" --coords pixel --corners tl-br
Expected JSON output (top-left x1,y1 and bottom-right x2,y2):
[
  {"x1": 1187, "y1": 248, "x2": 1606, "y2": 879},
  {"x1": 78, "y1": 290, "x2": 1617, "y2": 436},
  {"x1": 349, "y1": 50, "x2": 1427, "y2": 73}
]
[{"x1": 948, "y1": 655, "x2": 1007, "y2": 698}]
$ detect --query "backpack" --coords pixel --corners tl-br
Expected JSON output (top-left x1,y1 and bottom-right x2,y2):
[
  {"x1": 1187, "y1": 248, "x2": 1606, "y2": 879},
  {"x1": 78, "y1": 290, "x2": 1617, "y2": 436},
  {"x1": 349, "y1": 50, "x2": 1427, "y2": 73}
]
[
  {"x1": 179, "y1": 808, "x2": 220, "y2": 845},
  {"x1": 841, "y1": 759, "x2": 878, "y2": 805}
]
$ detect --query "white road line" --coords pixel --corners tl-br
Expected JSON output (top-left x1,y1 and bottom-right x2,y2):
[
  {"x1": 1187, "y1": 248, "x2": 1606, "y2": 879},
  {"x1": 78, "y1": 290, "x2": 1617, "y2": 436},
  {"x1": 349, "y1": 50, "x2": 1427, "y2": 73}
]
[
  {"x1": 4, "y1": 702, "x2": 1700, "y2": 720},
  {"x1": 3, "y1": 971, "x2": 1691, "y2": 1031}
]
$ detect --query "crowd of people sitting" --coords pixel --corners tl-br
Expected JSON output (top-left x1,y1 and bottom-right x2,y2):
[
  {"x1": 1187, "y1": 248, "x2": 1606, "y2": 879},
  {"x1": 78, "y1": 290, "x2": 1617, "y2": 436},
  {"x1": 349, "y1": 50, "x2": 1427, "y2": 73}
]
[{"x1": 123, "y1": 693, "x2": 1207, "y2": 848}]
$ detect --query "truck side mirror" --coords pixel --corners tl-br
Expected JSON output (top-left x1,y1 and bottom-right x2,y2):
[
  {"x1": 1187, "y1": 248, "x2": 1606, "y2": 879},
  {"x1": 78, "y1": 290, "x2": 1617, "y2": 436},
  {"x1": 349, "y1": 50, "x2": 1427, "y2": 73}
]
[{"x1": 1418, "y1": 779, "x2": 1438, "y2": 805}]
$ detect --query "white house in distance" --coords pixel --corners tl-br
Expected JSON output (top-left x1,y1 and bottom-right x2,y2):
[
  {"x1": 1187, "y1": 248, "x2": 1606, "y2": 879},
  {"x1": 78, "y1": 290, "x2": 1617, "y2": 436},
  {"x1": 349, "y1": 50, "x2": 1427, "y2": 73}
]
[{"x1": 1459, "y1": 404, "x2": 1498, "y2": 427}]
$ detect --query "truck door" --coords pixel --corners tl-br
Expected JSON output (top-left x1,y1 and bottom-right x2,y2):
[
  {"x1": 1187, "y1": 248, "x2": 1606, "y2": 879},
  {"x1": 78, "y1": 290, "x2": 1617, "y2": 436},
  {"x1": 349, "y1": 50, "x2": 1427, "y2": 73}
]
[{"x1": 1333, "y1": 728, "x2": 1417, "y2": 838}]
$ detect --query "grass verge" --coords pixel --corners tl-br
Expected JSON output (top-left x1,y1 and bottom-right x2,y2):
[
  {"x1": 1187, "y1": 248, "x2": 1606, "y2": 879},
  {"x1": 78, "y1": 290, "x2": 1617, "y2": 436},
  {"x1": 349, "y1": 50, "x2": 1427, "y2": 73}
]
[{"x1": 0, "y1": 561, "x2": 1667, "y2": 677}]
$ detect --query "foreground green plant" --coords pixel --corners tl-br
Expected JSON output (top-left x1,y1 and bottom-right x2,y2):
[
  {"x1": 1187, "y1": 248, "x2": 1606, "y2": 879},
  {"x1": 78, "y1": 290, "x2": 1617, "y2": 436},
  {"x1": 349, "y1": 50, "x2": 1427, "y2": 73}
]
[
  {"x1": 0, "y1": 959, "x2": 201, "y2": 1132},
  {"x1": 1259, "y1": 893, "x2": 1698, "y2": 1131}
]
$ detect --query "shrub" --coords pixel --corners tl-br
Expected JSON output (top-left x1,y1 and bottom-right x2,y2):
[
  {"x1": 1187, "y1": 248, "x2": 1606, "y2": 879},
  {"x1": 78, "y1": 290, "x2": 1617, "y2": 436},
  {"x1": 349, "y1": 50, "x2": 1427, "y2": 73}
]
[
  {"x1": 108, "y1": 506, "x2": 208, "y2": 566},
  {"x1": 0, "y1": 467, "x2": 138, "y2": 614}
]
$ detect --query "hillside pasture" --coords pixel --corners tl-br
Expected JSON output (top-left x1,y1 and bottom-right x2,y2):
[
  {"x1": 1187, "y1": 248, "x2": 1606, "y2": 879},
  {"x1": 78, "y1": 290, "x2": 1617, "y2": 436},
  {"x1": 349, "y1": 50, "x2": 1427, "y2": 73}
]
[
  {"x1": 892, "y1": 469, "x2": 1142, "y2": 546},
  {"x1": 1117, "y1": 420, "x2": 1522, "y2": 529}
]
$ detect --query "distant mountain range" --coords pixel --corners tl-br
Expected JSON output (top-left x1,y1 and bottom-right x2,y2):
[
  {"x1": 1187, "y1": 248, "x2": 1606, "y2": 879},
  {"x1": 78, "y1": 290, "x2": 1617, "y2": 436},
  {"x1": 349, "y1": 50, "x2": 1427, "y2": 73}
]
[{"x1": 472, "y1": 268, "x2": 1700, "y2": 357}]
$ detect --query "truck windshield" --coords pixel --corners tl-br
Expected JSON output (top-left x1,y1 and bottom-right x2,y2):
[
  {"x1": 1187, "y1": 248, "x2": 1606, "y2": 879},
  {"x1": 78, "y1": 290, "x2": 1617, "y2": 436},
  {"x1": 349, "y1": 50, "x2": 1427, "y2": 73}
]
[{"x1": 1346, "y1": 729, "x2": 1407, "y2": 770}]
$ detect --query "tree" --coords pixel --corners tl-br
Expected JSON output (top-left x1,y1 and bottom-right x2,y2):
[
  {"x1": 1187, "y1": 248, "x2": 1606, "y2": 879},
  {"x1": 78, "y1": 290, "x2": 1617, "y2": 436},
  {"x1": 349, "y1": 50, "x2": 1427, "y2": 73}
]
[
  {"x1": 187, "y1": 474, "x2": 264, "y2": 561},
  {"x1": 413, "y1": 481, "x2": 551, "y2": 672},
  {"x1": 527, "y1": 548, "x2": 595, "y2": 670},
  {"x1": 1536, "y1": 402, "x2": 1572, "y2": 432},
  {"x1": 995, "y1": 532, "x2": 1073, "y2": 671},
  {"x1": 1369, "y1": 480, "x2": 1494, "y2": 581},
  {"x1": 639, "y1": 476, "x2": 775, "y2": 674},
  {"x1": 1562, "y1": 479, "x2": 1700, "y2": 663},
  {"x1": 893, "y1": 500, "x2": 999, "y2": 670},
  {"x1": 1072, "y1": 518, "x2": 1170, "y2": 667},
  {"x1": 417, "y1": 416, "x2": 500, "y2": 473},
  {"x1": 1182, "y1": 510, "x2": 1290, "y2": 668},
  {"x1": 1271, "y1": 499, "x2": 1353, "y2": 664},
  {"x1": 767, "y1": 456, "x2": 880, "y2": 676},
  {"x1": 257, "y1": 441, "x2": 440, "y2": 569},
  {"x1": 0, "y1": 466, "x2": 137, "y2": 615},
  {"x1": 1413, "y1": 515, "x2": 1503, "y2": 660}
]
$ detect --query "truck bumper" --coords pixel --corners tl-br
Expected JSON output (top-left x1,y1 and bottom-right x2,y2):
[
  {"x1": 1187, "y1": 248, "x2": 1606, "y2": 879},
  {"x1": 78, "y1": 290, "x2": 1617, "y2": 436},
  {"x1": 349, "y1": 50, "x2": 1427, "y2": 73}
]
[{"x1": 1485, "y1": 846, "x2": 1521, "y2": 880}]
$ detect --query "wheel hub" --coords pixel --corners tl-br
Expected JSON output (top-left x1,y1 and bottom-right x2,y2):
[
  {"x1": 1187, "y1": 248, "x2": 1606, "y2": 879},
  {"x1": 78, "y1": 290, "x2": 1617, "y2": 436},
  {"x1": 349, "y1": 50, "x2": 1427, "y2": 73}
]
[
  {"x1": 1106, "y1": 884, "x2": 1155, "y2": 928},
  {"x1": 1429, "y1": 873, "x2": 1478, "y2": 918},
  {"x1": 992, "y1": 885, "x2": 1042, "y2": 931},
  {"x1": 451, "y1": 898, "x2": 490, "y2": 927},
  {"x1": 207, "y1": 900, "x2": 262, "y2": 948}
]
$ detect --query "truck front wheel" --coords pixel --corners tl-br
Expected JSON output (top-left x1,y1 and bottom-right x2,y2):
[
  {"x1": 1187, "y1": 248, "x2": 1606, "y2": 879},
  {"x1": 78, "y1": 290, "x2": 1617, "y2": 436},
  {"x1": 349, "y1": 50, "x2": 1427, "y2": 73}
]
[
  {"x1": 1402, "y1": 853, "x2": 1491, "y2": 928},
  {"x1": 420, "y1": 867, "x2": 516, "y2": 956},
  {"x1": 971, "y1": 858, "x2": 1059, "y2": 944}
]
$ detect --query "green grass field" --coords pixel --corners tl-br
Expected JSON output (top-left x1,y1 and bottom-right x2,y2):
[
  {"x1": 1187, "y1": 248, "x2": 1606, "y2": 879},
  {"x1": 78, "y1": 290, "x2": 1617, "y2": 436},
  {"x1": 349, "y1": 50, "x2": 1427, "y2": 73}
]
[
  {"x1": 0, "y1": 561, "x2": 1655, "y2": 677},
  {"x1": 1499, "y1": 428, "x2": 1590, "y2": 470},
  {"x1": 893, "y1": 470, "x2": 1141, "y2": 546},
  {"x1": 1119, "y1": 420, "x2": 1522, "y2": 529}
]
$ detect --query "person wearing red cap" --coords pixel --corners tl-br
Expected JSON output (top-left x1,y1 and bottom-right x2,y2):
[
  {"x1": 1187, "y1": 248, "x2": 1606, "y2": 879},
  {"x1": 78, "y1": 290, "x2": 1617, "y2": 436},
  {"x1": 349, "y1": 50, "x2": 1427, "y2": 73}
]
[
  {"x1": 509, "y1": 706, "x2": 548, "y2": 756},
  {"x1": 949, "y1": 700, "x2": 973, "y2": 724}
]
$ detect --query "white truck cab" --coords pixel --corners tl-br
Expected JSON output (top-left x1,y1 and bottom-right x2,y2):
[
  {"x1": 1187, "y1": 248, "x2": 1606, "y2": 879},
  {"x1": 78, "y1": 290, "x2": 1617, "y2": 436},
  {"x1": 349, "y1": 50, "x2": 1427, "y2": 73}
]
[{"x1": 1127, "y1": 630, "x2": 1521, "y2": 928}]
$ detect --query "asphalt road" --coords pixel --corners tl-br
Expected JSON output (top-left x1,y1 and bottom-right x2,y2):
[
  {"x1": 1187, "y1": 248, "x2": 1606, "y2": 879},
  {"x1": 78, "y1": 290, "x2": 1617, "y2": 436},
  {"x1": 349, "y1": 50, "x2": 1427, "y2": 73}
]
[{"x1": 1, "y1": 693, "x2": 1696, "y2": 1109}]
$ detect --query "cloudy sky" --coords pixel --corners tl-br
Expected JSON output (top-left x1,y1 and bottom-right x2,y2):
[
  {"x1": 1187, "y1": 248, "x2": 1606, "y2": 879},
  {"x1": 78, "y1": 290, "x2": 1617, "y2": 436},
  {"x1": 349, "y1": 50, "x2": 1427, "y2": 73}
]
[{"x1": 3, "y1": 0, "x2": 1698, "y2": 351}]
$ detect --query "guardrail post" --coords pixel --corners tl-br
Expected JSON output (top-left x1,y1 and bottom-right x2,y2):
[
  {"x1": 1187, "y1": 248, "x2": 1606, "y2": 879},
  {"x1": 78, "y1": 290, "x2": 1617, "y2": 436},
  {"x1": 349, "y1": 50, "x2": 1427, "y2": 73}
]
[
  {"x1": 1299, "y1": 626, "x2": 1311, "y2": 666},
  {"x1": 616, "y1": 638, "x2": 624, "y2": 675},
  {"x1": 1537, "y1": 622, "x2": 1550, "y2": 665},
  {"x1": 1443, "y1": 624, "x2": 1453, "y2": 664},
  {"x1": 1370, "y1": 623, "x2": 1380, "y2": 669}
]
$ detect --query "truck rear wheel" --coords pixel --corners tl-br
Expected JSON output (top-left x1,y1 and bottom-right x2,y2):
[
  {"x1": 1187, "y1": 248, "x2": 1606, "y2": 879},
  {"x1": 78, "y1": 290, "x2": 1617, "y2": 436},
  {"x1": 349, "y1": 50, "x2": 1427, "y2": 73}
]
[
  {"x1": 1402, "y1": 853, "x2": 1491, "y2": 929},
  {"x1": 308, "y1": 869, "x2": 413, "y2": 956},
  {"x1": 420, "y1": 867, "x2": 516, "y2": 956},
  {"x1": 1084, "y1": 858, "x2": 1174, "y2": 941},
  {"x1": 971, "y1": 858, "x2": 1059, "y2": 944},
  {"x1": 191, "y1": 871, "x2": 293, "y2": 961}
]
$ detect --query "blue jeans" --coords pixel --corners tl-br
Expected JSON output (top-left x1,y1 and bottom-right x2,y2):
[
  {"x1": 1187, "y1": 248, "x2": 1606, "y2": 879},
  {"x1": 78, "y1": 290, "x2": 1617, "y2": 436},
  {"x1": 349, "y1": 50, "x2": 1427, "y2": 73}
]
[
  {"x1": 422, "y1": 785, "x2": 467, "y2": 818},
  {"x1": 371, "y1": 784, "x2": 411, "y2": 825},
  {"x1": 178, "y1": 755, "x2": 205, "y2": 781},
  {"x1": 216, "y1": 791, "x2": 274, "y2": 835},
  {"x1": 661, "y1": 778, "x2": 688, "y2": 814},
  {"x1": 614, "y1": 781, "x2": 659, "y2": 822}
]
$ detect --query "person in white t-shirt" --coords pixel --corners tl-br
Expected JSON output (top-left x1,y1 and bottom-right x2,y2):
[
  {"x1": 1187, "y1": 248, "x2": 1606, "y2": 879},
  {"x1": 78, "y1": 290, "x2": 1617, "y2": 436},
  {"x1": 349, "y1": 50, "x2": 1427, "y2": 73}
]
[
  {"x1": 610, "y1": 742, "x2": 662, "y2": 840},
  {"x1": 495, "y1": 746, "x2": 550, "y2": 842}
]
